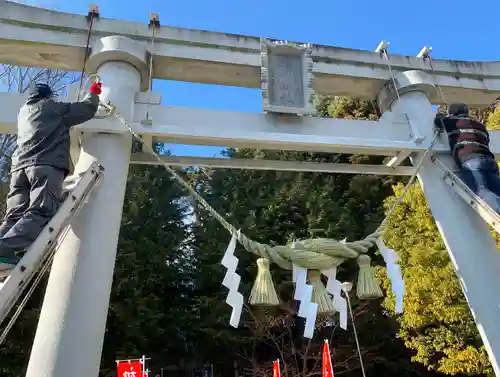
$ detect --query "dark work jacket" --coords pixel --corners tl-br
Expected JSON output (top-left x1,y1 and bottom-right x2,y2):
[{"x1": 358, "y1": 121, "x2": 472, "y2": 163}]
[
  {"x1": 11, "y1": 93, "x2": 99, "y2": 175},
  {"x1": 436, "y1": 113, "x2": 494, "y2": 165}
]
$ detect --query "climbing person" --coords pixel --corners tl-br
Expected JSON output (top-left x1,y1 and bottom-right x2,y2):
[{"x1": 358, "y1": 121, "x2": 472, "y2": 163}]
[
  {"x1": 434, "y1": 102, "x2": 500, "y2": 213},
  {"x1": 0, "y1": 81, "x2": 103, "y2": 277}
]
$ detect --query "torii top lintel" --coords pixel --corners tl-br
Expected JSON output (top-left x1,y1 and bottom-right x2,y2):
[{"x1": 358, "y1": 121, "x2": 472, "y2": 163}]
[{"x1": 1, "y1": 1, "x2": 500, "y2": 107}]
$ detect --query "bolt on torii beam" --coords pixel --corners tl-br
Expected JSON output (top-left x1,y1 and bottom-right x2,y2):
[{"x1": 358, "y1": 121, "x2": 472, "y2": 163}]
[{"x1": 1, "y1": 2, "x2": 500, "y2": 377}]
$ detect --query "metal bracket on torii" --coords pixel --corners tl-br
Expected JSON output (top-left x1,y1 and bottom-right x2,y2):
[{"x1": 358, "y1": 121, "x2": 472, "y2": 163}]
[
  {"x1": 86, "y1": 4, "x2": 100, "y2": 23},
  {"x1": 140, "y1": 11, "x2": 161, "y2": 129}
]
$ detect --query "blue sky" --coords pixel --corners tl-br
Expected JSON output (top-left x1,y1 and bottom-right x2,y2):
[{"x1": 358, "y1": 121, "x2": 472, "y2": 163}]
[{"x1": 14, "y1": 0, "x2": 500, "y2": 157}]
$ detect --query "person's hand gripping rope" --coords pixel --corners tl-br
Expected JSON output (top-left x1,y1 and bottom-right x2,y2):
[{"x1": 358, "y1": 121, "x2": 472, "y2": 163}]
[{"x1": 89, "y1": 81, "x2": 102, "y2": 95}]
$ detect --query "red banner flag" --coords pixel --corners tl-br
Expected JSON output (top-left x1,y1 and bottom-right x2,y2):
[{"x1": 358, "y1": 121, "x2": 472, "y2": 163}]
[
  {"x1": 117, "y1": 360, "x2": 143, "y2": 377},
  {"x1": 273, "y1": 360, "x2": 280, "y2": 377},
  {"x1": 322, "y1": 340, "x2": 334, "y2": 377}
]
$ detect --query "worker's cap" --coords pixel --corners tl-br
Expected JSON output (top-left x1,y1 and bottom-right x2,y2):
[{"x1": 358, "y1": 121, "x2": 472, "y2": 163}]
[
  {"x1": 448, "y1": 103, "x2": 469, "y2": 116},
  {"x1": 27, "y1": 83, "x2": 55, "y2": 99}
]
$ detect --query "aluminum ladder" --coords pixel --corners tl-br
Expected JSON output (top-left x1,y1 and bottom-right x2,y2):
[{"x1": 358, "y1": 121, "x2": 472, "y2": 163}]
[
  {"x1": 0, "y1": 161, "x2": 104, "y2": 329},
  {"x1": 431, "y1": 155, "x2": 500, "y2": 235}
]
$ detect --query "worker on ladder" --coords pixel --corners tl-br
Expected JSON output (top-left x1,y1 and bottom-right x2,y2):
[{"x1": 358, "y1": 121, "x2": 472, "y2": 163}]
[
  {"x1": 435, "y1": 103, "x2": 500, "y2": 213},
  {"x1": 0, "y1": 81, "x2": 103, "y2": 276}
]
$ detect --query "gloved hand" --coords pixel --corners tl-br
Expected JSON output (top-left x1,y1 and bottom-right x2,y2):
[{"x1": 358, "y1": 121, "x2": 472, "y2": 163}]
[
  {"x1": 434, "y1": 112, "x2": 446, "y2": 134},
  {"x1": 89, "y1": 82, "x2": 102, "y2": 95}
]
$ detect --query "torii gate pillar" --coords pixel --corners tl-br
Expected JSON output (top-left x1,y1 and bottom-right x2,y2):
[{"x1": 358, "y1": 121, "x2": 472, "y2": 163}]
[
  {"x1": 26, "y1": 36, "x2": 148, "y2": 377},
  {"x1": 378, "y1": 70, "x2": 500, "y2": 375}
]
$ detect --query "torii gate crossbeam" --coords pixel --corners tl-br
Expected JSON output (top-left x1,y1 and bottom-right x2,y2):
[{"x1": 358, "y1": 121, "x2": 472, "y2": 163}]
[
  {"x1": 2, "y1": 1, "x2": 500, "y2": 107},
  {"x1": 0, "y1": 3, "x2": 499, "y2": 377}
]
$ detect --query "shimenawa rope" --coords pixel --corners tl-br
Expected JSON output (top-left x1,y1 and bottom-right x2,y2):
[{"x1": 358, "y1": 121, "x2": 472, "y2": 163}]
[{"x1": 79, "y1": 72, "x2": 438, "y2": 304}]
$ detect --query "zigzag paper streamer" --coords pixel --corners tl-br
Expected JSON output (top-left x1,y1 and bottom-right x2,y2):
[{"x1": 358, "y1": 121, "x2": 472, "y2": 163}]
[
  {"x1": 321, "y1": 267, "x2": 348, "y2": 330},
  {"x1": 292, "y1": 242, "x2": 318, "y2": 339},
  {"x1": 293, "y1": 264, "x2": 318, "y2": 339},
  {"x1": 376, "y1": 238, "x2": 404, "y2": 314},
  {"x1": 221, "y1": 232, "x2": 244, "y2": 327}
]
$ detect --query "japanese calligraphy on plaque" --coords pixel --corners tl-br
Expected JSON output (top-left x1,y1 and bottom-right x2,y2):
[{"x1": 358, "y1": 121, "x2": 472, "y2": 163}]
[{"x1": 260, "y1": 39, "x2": 315, "y2": 116}]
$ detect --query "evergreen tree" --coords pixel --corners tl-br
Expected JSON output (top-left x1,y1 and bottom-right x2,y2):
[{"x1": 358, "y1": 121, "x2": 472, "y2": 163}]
[{"x1": 101, "y1": 164, "x2": 195, "y2": 374}]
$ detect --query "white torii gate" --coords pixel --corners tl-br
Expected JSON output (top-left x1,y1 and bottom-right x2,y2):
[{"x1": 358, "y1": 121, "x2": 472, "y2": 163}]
[{"x1": 1, "y1": 2, "x2": 500, "y2": 377}]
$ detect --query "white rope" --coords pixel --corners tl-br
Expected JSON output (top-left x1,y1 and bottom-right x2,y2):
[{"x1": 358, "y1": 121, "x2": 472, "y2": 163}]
[
  {"x1": 148, "y1": 26, "x2": 156, "y2": 93},
  {"x1": 144, "y1": 25, "x2": 156, "y2": 123},
  {"x1": 344, "y1": 290, "x2": 366, "y2": 377},
  {"x1": 381, "y1": 49, "x2": 401, "y2": 101}
]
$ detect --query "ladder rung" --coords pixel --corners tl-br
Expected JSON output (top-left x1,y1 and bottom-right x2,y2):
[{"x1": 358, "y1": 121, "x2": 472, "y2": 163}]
[
  {"x1": 432, "y1": 156, "x2": 500, "y2": 234},
  {"x1": 0, "y1": 161, "x2": 103, "y2": 327}
]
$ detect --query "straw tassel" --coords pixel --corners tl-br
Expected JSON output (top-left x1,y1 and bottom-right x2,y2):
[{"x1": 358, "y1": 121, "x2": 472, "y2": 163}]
[
  {"x1": 249, "y1": 258, "x2": 280, "y2": 306},
  {"x1": 356, "y1": 254, "x2": 383, "y2": 299},
  {"x1": 308, "y1": 270, "x2": 336, "y2": 315}
]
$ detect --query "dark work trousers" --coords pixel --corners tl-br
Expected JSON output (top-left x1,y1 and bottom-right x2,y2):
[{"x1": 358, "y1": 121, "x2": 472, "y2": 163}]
[
  {"x1": 459, "y1": 155, "x2": 500, "y2": 214},
  {"x1": 0, "y1": 165, "x2": 65, "y2": 265}
]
